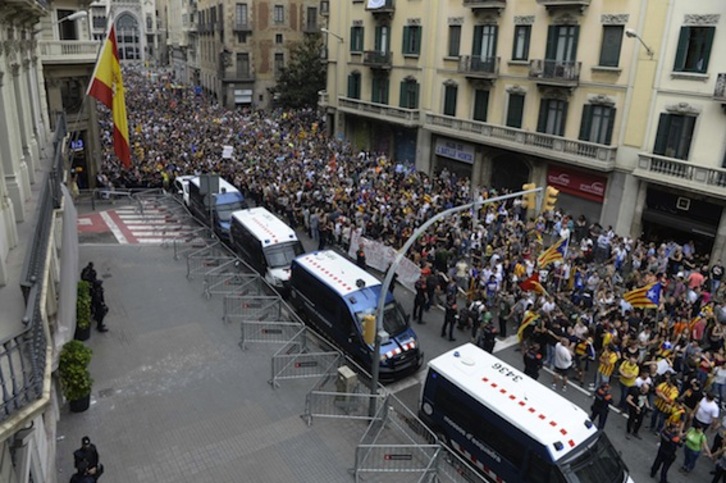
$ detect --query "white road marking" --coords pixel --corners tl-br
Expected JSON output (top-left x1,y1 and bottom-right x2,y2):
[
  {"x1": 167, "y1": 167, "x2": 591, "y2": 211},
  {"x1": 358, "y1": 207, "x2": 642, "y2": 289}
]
[
  {"x1": 100, "y1": 211, "x2": 129, "y2": 244},
  {"x1": 77, "y1": 218, "x2": 93, "y2": 226}
]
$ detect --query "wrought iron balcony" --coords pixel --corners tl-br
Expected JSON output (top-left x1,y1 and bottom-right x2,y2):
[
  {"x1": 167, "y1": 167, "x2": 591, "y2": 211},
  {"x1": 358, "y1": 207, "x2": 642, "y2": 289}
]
[
  {"x1": 462, "y1": 0, "x2": 506, "y2": 13},
  {"x1": 339, "y1": 96, "x2": 420, "y2": 127},
  {"x1": 366, "y1": 0, "x2": 395, "y2": 16},
  {"x1": 363, "y1": 50, "x2": 392, "y2": 70},
  {"x1": 714, "y1": 73, "x2": 726, "y2": 102},
  {"x1": 634, "y1": 153, "x2": 726, "y2": 199},
  {"x1": 424, "y1": 112, "x2": 616, "y2": 171},
  {"x1": 536, "y1": 0, "x2": 590, "y2": 13},
  {"x1": 458, "y1": 56, "x2": 500, "y2": 80},
  {"x1": 233, "y1": 22, "x2": 252, "y2": 33},
  {"x1": 529, "y1": 59, "x2": 581, "y2": 87},
  {"x1": 303, "y1": 23, "x2": 319, "y2": 34},
  {"x1": 38, "y1": 40, "x2": 101, "y2": 64}
]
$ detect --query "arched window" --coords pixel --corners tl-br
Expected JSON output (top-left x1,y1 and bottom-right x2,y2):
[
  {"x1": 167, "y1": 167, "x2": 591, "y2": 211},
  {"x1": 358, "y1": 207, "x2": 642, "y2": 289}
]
[{"x1": 116, "y1": 13, "x2": 141, "y2": 61}]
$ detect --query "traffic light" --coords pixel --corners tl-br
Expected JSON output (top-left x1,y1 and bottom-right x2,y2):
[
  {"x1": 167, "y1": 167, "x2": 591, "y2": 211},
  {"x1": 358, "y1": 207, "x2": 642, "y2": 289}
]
[
  {"x1": 543, "y1": 185, "x2": 559, "y2": 212},
  {"x1": 521, "y1": 183, "x2": 537, "y2": 210},
  {"x1": 362, "y1": 314, "x2": 376, "y2": 345}
]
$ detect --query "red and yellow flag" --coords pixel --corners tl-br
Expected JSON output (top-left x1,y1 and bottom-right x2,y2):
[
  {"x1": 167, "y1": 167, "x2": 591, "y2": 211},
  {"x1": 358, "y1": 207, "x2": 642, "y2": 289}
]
[{"x1": 87, "y1": 26, "x2": 131, "y2": 168}]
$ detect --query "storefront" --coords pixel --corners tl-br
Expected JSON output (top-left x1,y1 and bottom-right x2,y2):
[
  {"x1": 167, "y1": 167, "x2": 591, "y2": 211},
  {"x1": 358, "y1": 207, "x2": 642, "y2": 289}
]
[
  {"x1": 433, "y1": 136, "x2": 475, "y2": 179},
  {"x1": 546, "y1": 165, "x2": 607, "y2": 223},
  {"x1": 641, "y1": 187, "x2": 722, "y2": 254}
]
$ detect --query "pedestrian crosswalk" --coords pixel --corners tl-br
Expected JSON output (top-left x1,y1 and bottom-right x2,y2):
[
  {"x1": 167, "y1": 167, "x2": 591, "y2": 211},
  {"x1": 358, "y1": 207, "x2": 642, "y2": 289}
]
[{"x1": 78, "y1": 204, "x2": 200, "y2": 245}]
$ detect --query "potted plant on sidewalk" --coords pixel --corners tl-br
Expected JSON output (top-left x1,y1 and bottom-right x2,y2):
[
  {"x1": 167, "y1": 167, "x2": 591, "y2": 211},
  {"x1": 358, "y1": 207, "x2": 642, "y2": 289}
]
[
  {"x1": 59, "y1": 340, "x2": 93, "y2": 412},
  {"x1": 74, "y1": 280, "x2": 91, "y2": 341}
]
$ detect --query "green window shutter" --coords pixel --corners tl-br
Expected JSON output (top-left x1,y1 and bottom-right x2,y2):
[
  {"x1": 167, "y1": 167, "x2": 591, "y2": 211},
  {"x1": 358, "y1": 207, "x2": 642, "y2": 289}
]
[
  {"x1": 653, "y1": 113, "x2": 670, "y2": 155},
  {"x1": 399, "y1": 81, "x2": 406, "y2": 108},
  {"x1": 579, "y1": 105, "x2": 592, "y2": 141},
  {"x1": 673, "y1": 27, "x2": 690, "y2": 71},
  {"x1": 701, "y1": 27, "x2": 715, "y2": 73},
  {"x1": 472, "y1": 25, "x2": 483, "y2": 56},
  {"x1": 473, "y1": 90, "x2": 489, "y2": 122},
  {"x1": 604, "y1": 108, "x2": 616, "y2": 145},
  {"x1": 570, "y1": 26, "x2": 580, "y2": 62},
  {"x1": 382, "y1": 79, "x2": 389, "y2": 104},
  {"x1": 414, "y1": 27, "x2": 421, "y2": 54},
  {"x1": 402, "y1": 26, "x2": 410, "y2": 54},
  {"x1": 375, "y1": 25, "x2": 382, "y2": 51},
  {"x1": 350, "y1": 27, "x2": 355, "y2": 52},
  {"x1": 545, "y1": 26, "x2": 557, "y2": 60},
  {"x1": 413, "y1": 83, "x2": 419, "y2": 109},
  {"x1": 559, "y1": 102, "x2": 568, "y2": 137},
  {"x1": 348, "y1": 75, "x2": 354, "y2": 98},
  {"x1": 537, "y1": 99, "x2": 548, "y2": 133},
  {"x1": 506, "y1": 94, "x2": 524, "y2": 128},
  {"x1": 491, "y1": 26, "x2": 499, "y2": 61},
  {"x1": 680, "y1": 116, "x2": 696, "y2": 159},
  {"x1": 360, "y1": 28, "x2": 365, "y2": 52}
]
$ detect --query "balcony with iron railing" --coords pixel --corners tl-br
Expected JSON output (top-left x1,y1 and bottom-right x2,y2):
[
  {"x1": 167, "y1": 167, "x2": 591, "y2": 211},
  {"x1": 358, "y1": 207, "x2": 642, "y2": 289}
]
[
  {"x1": 303, "y1": 22, "x2": 319, "y2": 34},
  {"x1": 363, "y1": 51, "x2": 392, "y2": 70},
  {"x1": 424, "y1": 112, "x2": 616, "y2": 171},
  {"x1": 233, "y1": 21, "x2": 252, "y2": 33},
  {"x1": 634, "y1": 154, "x2": 726, "y2": 199},
  {"x1": 458, "y1": 56, "x2": 500, "y2": 80},
  {"x1": 462, "y1": 0, "x2": 507, "y2": 12},
  {"x1": 529, "y1": 59, "x2": 581, "y2": 87},
  {"x1": 714, "y1": 73, "x2": 726, "y2": 103},
  {"x1": 39, "y1": 40, "x2": 101, "y2": 64},
  {"x1": 0, "y1": 113, "x2": 65, "y2": 432},
  {"x1": 365, "y1": 0, "x2": 395, "y2": 16},
  {"x1": 536, "y1": 0, "x2": 590, "y2": 12},
  {"x1": 339, "y1": 96, "x2": 420, "y2": 127}
]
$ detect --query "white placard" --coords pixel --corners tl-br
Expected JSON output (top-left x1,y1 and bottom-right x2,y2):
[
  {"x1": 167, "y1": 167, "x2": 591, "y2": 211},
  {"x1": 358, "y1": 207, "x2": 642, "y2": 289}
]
[{"x1": 434, "y1": 138, "x2": 475, "y2": 164}]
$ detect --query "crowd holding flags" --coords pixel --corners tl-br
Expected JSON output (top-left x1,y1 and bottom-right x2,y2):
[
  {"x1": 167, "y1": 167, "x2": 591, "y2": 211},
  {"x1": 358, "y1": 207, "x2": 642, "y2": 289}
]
[{"x1": 87, "y1": 24, "x2": 131, "y2": 168}]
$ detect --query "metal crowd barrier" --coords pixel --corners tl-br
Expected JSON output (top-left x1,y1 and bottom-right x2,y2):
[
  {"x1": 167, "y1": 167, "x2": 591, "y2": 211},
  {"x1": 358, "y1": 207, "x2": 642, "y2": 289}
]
[
  {"x1": 203, "y1": 271, "x2": 268, "y2": 299},
  {"x1": 269, "y1": 330, "x2": 341, "y2": 389},
  {"x1": 170, "y1": 227, "x2": 211, "y2": 256},
  {"x1": 223, "y1": 295, "x2": 283, "y2": 324},
  {"x1": 185, "y1": 243, "x2": 235, "y2": 279},
  {"x1": 302, "y1": 391, "x2": 385, "y2": 427},
  {"x1": 353, "y1": 444, "x2": 442, "y2": 482}
]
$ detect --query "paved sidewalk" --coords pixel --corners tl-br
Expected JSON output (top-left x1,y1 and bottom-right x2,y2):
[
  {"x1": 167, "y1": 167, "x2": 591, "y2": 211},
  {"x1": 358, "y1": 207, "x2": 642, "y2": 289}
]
[{"x1": 56, "y1": 245, "x2": 360, "y2": 483}]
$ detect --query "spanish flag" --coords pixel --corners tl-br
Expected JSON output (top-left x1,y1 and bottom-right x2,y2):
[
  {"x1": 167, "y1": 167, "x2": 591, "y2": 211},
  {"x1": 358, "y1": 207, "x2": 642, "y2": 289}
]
[
  {"x1": 623, "y1": 282, "x2": 662, "y2": 309},
  {"x1": 517, "y1": 310, "x2": 540, "y2": 342},
  {"x1": 87, "y1": 25, "x2": 131, "y2": 168},
  {"x1": 537, "y1": 237, "x2": 568, "y2": 268}
]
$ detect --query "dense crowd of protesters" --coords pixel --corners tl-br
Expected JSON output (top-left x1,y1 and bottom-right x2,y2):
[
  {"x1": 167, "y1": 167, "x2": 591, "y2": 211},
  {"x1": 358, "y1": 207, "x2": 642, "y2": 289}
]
[{"x1": 93, "y1": 67, "x2": 726, "y2": 480}]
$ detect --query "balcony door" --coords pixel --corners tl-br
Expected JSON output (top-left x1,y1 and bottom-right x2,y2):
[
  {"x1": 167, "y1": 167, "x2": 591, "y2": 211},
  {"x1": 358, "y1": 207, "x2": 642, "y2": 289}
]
[
  {"x1": 545, "y1": 25, "x2": 579, "y2": 62},
  {"x1": 375, "y1": 25, "x2": 389, "y2": 53},
  {"x1": 472, "y1": 25, "x2": 497, "y2": 61}
]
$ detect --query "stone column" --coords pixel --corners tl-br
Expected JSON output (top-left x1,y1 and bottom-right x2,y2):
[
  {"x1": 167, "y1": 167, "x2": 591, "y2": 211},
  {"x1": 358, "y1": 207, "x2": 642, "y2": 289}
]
[
  {"x1": 711, "y1": 209, "x2": 726, "y2": 264},
  {"x1": 629, "y1": 179, "x2": 648, "y2": 237},
  {"x1": 477, "y1": 150, "x2": 492, "y2": 187},
  {"x1": 19, "y1": 56, "x2": 40, "y2": 181},
  {"x1": 11, "y1": 61, "x2": 33, "y2": 191},
  {"x1": 415, "y1": 127, "x2": 432, "y2": 175},
  {"x1": 0, "y1": 71, "x2": 19, "y2": 284},
  {"x1": 27, "y1": 53, "x2": 47, "y2": 153},
  {"x1": 1, "y1": 64, "x2": 29, "y2": 222}
]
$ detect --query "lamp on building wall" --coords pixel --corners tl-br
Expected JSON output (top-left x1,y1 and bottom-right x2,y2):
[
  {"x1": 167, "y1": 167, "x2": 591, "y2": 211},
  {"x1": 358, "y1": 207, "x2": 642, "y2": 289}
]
[
  {"x1": 57, "y1": 10, "x2": 88, "y2": 25},
  {"x1": 625, "y1": 28, "x2": 654, "y2": 60},
  {"x1": 321, "y1": 28, "x2": 343, "y2": 43}
]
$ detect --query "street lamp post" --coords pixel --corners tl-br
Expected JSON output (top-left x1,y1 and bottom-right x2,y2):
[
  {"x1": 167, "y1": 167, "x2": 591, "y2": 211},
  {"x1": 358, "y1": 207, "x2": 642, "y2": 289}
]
[
  {"x1": 625, "y1": 28, "x2": 654, "y2": 60},
  {"x1": 368, "y1": 187, "x2": 543, "y2": 417}
]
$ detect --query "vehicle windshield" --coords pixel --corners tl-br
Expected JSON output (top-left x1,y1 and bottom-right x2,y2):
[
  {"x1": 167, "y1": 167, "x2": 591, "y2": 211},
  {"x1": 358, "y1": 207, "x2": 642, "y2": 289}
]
[
  {"x1": 356, "y1": 302, "x2": 408, "y2": 338},
  {"x1": 216, "y1": 201, "x2": 246, "y2": 222},
  {"x1": 560, "y1": 433, "x2": 627, "y2": 483},
  {"x1": 264, "y1": 242, "x2": 304, "y2": 269}
]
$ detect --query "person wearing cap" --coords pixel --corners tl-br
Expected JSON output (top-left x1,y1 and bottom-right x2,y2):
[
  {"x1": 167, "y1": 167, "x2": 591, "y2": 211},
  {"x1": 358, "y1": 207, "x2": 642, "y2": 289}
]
[
  {"x1": 73, "y1": 436, "x2": 103, "y2": 479},
  {"x1": 650, "y1": 421, "x2": 683, "y2": 483},
  {"x1": 590, "y1": 382, "x2": 613, "y2": 430}
]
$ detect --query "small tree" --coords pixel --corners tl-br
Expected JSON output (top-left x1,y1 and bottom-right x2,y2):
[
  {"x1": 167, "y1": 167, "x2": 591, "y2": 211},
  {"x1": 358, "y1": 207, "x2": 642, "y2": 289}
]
[{"x1": 271, "y1": 33, "x2": 326, "y2": 109}]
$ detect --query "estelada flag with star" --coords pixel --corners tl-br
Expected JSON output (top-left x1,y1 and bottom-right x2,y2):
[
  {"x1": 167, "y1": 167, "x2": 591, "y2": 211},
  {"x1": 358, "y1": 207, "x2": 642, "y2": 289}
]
[
  {"x1": 87, "y1": 25, "x2": 131, "y2": 168},
  {"x1": 537, "y1": 237, "x2": 569, "y2": 268},
  {"x1": 623, "y1": 282, "x2": 662, "y2": 309},
  {"x1": 517, "y1": 310, "x2": 540, "y2": 343}
]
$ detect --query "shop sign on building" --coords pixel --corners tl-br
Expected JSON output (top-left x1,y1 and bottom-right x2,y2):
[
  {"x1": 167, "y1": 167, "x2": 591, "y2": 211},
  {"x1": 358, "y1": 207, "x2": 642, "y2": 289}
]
[
  {"x1": 547, "y1": 166, "x2": 607, "y2": 203},
  {"x1": 434, "y1": 138, "x2": 475, "y2": 164}
]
